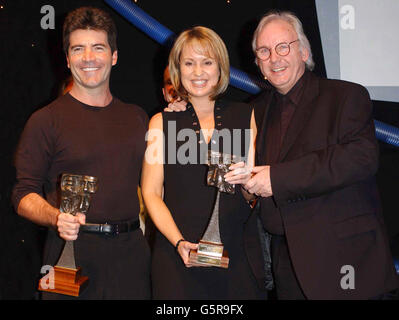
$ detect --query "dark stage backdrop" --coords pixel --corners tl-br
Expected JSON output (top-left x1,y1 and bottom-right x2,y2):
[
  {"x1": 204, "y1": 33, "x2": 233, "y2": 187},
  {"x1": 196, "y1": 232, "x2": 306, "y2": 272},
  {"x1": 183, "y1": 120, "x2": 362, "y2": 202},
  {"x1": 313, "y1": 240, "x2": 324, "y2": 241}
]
[{"x1": 0, "y1": 0, "x2": 398, "y2": 299}]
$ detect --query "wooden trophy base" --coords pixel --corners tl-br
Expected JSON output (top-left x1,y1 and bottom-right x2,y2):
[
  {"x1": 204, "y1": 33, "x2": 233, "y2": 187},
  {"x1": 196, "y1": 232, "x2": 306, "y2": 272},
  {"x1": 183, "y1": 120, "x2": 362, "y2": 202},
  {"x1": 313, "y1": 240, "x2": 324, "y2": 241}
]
[
  {"x1": 38, "y1": 266, "x2": 89, "y2": 297},
  {"x1": 189, "y1": 249, "x2": 229, "y2": 268}
]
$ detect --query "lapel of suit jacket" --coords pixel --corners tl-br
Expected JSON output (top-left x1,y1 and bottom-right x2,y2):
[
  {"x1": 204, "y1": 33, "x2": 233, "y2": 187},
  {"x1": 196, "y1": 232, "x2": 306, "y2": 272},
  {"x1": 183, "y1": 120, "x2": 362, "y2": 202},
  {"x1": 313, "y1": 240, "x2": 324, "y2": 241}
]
[{"x1": 278, "y1": 72, "x2": 320, "y2": 162}]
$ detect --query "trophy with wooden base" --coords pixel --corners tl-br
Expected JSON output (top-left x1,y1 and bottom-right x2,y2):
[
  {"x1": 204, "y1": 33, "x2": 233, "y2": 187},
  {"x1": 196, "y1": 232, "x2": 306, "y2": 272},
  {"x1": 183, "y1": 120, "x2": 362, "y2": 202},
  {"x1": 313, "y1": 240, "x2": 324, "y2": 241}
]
[
  {"x1": 189, "y1": 151, "x2": 237, "y2": 269},
  {"x1": 38, "y1": 173, "x2": 98, "y2": 297}
]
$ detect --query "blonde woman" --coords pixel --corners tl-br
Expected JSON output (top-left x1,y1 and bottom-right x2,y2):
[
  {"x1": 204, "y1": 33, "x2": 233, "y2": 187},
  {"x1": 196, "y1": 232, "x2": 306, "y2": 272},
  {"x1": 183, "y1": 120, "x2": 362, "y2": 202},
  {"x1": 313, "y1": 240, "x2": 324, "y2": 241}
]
[{"x1": 141, "y1": 26, "x2": 266, "y2": 299}]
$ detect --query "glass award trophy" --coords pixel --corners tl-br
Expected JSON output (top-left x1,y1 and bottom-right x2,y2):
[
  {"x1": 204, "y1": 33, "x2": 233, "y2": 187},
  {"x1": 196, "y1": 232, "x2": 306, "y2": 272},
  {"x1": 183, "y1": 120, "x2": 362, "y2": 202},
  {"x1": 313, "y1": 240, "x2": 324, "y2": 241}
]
[
  {"x1": 189, "y1": 151, "x2": 237, "y2": 268},
  {"x1": 38, "y1": 173, "x2": 98, "y2": 297}
]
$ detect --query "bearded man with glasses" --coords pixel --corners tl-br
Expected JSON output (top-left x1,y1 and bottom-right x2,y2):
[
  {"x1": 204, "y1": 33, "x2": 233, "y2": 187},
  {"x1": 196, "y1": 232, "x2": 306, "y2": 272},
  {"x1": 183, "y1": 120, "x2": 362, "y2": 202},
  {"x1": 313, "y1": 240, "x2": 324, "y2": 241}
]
[{"x1": 238, "y1": 10, "x2": 398, "y2": 300}]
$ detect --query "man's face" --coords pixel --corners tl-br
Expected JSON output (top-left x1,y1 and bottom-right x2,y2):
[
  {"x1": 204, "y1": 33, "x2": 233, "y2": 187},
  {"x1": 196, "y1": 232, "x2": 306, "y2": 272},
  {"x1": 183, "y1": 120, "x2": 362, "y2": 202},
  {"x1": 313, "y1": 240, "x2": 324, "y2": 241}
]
[
  {"x1": 66, "y1": 29, "x2": 117, "y2": 91},
  {"x1": 256, "y1": 19, "x2": 308, "y2": 95}
]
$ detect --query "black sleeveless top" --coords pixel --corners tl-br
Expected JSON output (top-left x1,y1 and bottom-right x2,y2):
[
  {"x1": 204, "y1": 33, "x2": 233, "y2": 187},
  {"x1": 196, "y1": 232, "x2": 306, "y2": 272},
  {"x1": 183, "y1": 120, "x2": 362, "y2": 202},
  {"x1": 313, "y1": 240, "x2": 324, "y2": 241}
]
[{"x1": 151, "y1": 100, "x2": 266, "y2": 299}]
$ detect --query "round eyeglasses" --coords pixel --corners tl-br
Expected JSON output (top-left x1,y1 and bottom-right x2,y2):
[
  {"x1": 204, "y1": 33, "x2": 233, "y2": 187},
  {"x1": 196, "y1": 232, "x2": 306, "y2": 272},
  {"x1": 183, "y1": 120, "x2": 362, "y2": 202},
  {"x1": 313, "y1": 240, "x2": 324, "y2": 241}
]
[{"x1": 255, "y1": 39, "x2": 299, "y2": 60}]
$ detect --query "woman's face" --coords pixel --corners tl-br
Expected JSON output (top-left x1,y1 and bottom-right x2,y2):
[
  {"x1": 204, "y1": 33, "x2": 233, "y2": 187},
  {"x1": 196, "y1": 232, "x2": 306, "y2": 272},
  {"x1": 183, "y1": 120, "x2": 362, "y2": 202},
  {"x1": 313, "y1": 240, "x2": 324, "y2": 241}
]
[{"x1": 179, "y1": 43, "x2": 220, "y2": 101}]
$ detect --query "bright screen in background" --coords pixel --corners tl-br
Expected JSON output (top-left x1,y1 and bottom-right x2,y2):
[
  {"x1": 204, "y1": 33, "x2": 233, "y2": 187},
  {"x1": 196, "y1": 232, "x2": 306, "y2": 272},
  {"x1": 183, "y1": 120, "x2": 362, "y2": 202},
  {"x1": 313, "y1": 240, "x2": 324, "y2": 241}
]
[{"x1": 315, "y1": 0, "x2": 399, "y2": 102}]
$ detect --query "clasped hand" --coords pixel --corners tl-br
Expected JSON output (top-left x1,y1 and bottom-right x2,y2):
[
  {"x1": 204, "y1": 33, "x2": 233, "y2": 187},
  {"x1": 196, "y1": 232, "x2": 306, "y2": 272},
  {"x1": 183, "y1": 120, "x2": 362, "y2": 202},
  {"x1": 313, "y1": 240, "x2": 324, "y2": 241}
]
[
  {"x1": 56, "y1": 212, "x2": 85, "y2": 241},
  {"x1": 225, "y1": 162, "x2": 273, "y2": 198}
]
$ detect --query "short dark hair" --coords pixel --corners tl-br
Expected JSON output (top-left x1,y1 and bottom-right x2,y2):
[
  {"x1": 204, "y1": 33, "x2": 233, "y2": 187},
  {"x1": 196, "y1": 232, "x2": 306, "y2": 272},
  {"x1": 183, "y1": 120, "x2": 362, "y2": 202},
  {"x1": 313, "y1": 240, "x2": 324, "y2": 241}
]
[{"x1": 62, "y1": 6, "x2": 117, "y2": 54}]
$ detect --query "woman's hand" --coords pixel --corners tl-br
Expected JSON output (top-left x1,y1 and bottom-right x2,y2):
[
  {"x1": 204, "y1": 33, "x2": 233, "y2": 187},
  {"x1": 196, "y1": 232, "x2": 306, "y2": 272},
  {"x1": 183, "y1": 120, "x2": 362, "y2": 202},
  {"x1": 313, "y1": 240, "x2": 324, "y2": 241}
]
[{"x1": 176, "y1": 240, "x2": 199, "y2": 267}]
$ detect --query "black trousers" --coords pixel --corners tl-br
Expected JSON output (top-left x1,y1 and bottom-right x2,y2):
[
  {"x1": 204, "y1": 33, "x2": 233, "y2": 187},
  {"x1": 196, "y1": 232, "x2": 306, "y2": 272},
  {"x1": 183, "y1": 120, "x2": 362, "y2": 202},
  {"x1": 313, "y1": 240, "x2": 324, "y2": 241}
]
[
  {"x1": 41, "y1": 228, "x2": 151, "y2": 300},
  {"x1": 271, "y1": 235, "x2": 306, "y2": 300},
  {"x1": 270, "y1": 235, "x2": 399, "y2": 300}
]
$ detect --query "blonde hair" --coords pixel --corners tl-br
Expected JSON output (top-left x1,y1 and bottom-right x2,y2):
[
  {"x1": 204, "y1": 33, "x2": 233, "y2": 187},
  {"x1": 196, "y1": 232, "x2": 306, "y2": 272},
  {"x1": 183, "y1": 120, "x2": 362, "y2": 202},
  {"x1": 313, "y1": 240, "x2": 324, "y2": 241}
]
[
  {"x1": 168, "y1": 26, "x2": 230, "y2": 101},
  {"x1": 252, "y1": 10, "x2": 315, "y2": 71}
]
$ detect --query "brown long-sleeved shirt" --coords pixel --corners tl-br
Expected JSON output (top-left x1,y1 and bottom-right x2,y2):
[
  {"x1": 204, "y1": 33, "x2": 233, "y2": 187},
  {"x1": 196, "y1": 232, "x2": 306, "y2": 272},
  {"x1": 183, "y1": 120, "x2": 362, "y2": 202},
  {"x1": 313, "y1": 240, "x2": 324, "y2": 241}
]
[{"x1": 12, "y1": 93, "x2": 148, "y2": 223}]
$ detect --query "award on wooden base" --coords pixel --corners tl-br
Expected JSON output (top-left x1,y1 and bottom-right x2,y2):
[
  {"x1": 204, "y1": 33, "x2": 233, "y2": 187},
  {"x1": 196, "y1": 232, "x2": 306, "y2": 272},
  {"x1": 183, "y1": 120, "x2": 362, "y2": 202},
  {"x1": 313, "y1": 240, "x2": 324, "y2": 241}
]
[
  {"x1": 38, "y1": 173, "x2": 98, "y2": 297},
  {"x1": 188, "y1": 191, "x2": 229, "y2": 268},
  {"x1": 189, "y1": 151, "x2": 237, "y2": 269}
]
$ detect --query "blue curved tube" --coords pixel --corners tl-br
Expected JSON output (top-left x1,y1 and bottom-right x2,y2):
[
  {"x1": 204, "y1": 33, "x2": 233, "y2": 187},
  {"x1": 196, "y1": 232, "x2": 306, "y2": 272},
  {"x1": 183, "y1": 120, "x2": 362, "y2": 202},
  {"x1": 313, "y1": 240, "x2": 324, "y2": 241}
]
[
  {"x1": 394, "y1": 258, "x2": 399, "y2": 274},
  {"x1": 105, "y1": 0, "x2": 174, "y2": 45},
  {"x1": 230, "y1": 66, "x2": 265, "y2": 95},
  {"x1": 374, "y1": 120, "x2": 399, "y2": 147},
  {"x1": 105, "y1": 0, "x2": 399, "y2": 148}
]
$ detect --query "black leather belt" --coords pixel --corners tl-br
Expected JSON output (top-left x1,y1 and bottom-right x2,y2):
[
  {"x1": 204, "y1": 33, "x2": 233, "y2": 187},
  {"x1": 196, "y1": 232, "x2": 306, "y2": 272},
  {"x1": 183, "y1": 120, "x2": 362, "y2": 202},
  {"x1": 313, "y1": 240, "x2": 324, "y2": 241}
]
[{"x1": 80, "y1": 219, "x2": 140, "y2": 236}]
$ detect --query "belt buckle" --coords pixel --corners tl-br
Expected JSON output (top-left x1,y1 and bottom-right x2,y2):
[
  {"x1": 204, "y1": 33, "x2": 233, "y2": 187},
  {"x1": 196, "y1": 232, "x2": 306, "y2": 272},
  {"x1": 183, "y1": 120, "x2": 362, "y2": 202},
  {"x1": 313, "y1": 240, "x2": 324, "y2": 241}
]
[
  {"x1": 100, "y1": 223, "x2": 118, "y2": 237},
  {"x1": 99, "y1": 224, "x2": 105, "y2": 233}
]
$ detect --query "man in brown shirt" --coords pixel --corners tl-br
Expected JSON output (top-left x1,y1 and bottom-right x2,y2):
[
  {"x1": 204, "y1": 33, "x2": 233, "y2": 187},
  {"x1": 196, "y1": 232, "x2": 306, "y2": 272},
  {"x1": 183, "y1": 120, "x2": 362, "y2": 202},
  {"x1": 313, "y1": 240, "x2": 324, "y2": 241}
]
[{"x1": 12, "y1": 7, "x2": 150, "y2": 299}]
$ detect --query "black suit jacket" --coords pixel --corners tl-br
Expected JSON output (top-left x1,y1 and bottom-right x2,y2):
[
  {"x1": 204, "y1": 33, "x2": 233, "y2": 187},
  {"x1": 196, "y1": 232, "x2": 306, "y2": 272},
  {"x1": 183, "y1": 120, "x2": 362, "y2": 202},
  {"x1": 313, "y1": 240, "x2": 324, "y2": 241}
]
[{"x1": 245, "y1": 71, "x2": 398, "y2": 299}]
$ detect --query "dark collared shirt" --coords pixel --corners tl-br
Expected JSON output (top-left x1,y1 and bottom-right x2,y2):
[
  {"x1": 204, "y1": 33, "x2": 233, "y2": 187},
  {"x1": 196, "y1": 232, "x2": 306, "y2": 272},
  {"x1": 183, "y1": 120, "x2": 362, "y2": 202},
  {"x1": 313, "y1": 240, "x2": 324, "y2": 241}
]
[
  {"x1": 266, "y1": 70, "x2": 309, "y2": 162},
  {"x1": 262, "y1": 70, "x2": 309, "y2": 235}
]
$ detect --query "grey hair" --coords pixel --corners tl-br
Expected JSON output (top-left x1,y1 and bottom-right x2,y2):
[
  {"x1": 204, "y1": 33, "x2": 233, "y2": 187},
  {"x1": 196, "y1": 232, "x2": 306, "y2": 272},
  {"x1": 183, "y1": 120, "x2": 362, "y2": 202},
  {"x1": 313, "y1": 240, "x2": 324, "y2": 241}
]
[{"x1": 252, "y1": 10, "x2": 315, "y2": 71}]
